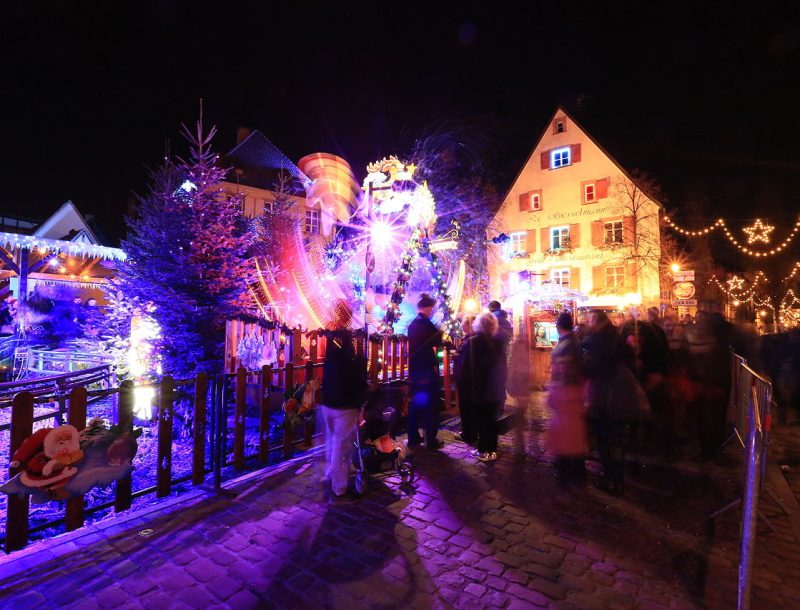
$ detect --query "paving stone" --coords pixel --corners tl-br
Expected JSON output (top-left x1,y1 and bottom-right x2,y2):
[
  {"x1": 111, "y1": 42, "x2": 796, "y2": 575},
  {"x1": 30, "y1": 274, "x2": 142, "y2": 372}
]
[
  {"x1": 507, "y1": 583, "x2": 550, "y2": 607},
  {"x1": 184, "y1": 557, "x2": 226, "y2": 583},
  {"x1": 120, "y1": 575, "x2": 157, "y2": 597}
]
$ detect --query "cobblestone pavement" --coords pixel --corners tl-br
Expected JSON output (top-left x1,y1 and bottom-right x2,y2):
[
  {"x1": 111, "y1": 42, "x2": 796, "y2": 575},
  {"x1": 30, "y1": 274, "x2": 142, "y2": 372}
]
[{"x1": 2, "y1": 393, "x2": 800, "y2": 609}]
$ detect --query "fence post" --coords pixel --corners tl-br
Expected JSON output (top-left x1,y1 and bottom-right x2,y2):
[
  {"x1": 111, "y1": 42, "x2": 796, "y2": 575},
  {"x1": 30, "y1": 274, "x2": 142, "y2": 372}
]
[
  {"x1": 234, "y1": 367, "x2": 246, "y2": 471},
  {"x1": 259, "y1": 365, "x2": 271, "y2": 465},
  {"x1": 304, "y1": 361, "x2": 315, "y2": 448},
  {"x1": 192, "y1": 373, "x2": 208, "y2": 486},
  {"x1": 156, "y1": 376, "x2": 174, "y2": 498},
  {"x1": 399, "y1": 337, "x2": 407, "y2": 380},
  {"x1": 293, "y1": 329, "x2": 303, "y2": 365},
  {"x1": 6, "y1": 391, "x2": 34, "y2": 553},
  {"x1": 115, "y1": 381, "x2": 134, "y2": 512},
  {"x1": 443, "y1": 348, "x2": 452, "y2": 410},
  {"x1": 65, "y1": 386, "x2": 88, "y2": 531},
  {"x1": 369, "y1": 339, "x2": 380, "y2": 384}
]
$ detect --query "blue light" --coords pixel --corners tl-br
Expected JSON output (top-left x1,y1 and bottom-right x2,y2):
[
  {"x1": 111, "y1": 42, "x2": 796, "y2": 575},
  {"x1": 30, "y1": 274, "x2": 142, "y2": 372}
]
[{"x1": 180, "y1": 180, "x2": 197, "y2": 193}]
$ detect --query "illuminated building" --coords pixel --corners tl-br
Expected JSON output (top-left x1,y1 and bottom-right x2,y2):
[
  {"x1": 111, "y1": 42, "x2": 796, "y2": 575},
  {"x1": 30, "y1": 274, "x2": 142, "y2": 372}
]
[{"x1": 488, "y1": 107, "x2": 663, "y2": 320}]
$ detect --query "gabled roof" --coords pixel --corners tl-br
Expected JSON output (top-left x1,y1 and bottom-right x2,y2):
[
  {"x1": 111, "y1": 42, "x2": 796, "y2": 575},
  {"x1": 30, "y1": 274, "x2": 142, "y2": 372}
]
[
  {"x1": 224, "y1": 130, "x2": 309, "y2": 191},
  {"x1": 33, "y1": 200, "x2": 101, "y2": 244},
  {"x1": 501, "y1": 106, "x2": 664, "y2": 210}
]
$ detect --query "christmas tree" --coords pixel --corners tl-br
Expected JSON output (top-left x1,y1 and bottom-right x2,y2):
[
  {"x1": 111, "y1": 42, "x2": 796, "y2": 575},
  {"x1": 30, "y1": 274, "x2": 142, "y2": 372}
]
[{"x1": 117, "y1": 116, "x2": 251, "y2": 376}]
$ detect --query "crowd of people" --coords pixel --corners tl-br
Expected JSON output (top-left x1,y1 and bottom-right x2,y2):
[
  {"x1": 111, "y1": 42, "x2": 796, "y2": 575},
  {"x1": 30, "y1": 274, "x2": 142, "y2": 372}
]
[{"x1": 319, "y1": 291, "x2": 791, "y2": 503}]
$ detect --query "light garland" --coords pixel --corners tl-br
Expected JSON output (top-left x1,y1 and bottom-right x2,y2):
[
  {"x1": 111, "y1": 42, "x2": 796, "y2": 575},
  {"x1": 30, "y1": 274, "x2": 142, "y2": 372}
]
[
  {"x1": 743, "y1": 219, "x2": 775, "y2": 244},
  {"x1": 0, "y1": 231, "x2": 127, "y2": 261},
  {"x1": 663, "y1": 215, "x2": 800, "y2": 257}
]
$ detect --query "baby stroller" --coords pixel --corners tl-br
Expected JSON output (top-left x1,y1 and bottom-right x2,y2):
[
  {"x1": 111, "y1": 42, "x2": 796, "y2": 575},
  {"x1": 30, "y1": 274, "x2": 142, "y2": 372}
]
[{"x1": 352, "y1": 413, "x2": 415, "y2": 495}]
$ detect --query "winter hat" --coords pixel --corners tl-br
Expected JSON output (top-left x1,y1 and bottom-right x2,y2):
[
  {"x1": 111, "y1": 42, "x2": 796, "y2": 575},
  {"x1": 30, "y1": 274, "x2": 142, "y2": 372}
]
[
  {"x1": 9, "y1": 428, "x2": 52, "y2": 469},
  {"x1": 556, "y1": 311, "x2": 574, "y2": 331}
]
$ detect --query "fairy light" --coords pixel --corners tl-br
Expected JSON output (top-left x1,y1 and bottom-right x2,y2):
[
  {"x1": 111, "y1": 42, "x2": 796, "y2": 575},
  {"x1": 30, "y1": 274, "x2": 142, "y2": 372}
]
[
  {"x1": 743, "y1": 219, "x2": 774, "y2": 244},
  {"x1": 664, "y1": 214, "x2": 800, "y2": 258}
]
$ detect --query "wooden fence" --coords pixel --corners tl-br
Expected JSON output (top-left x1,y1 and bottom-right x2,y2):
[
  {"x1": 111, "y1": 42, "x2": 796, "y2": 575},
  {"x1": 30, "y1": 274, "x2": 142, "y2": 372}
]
[{"x1": 3, "y1": 334, "x2": 458, "y2": 553}]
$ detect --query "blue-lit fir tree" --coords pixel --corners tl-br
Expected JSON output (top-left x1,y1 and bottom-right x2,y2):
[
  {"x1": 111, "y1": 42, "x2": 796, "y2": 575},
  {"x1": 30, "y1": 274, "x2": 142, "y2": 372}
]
[{"x1": 118, "y1": 117, "x2": 251, "y2": 376}]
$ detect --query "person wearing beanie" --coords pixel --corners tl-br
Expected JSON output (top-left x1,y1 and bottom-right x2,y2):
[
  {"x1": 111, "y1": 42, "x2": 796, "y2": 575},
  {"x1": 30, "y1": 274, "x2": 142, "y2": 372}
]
[{"x1": 407, "y1": 293, "x2": 443, "y2": 449}]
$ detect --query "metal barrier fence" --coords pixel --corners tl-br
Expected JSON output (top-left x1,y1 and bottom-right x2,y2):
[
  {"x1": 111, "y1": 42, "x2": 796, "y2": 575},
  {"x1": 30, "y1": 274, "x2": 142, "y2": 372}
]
[
  {"x1": 739, "y1": 386, "x2": 764, "y2": 610},
  {"x1": 716, "y1": 352, "x2": 774, "y2": 610}
]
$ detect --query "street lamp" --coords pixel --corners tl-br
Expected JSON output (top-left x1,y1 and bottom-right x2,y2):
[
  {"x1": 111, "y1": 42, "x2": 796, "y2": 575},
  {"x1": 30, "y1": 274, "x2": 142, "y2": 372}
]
[{"x1": 670, "y1": 262, "x2": 681, "y2": 273}]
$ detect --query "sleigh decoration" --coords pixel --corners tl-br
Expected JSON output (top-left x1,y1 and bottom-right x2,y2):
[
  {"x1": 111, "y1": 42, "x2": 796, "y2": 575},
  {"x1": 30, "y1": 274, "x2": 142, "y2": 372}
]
[{"x1": 1, "y1": 418, "x2": 141, "y2": 503}]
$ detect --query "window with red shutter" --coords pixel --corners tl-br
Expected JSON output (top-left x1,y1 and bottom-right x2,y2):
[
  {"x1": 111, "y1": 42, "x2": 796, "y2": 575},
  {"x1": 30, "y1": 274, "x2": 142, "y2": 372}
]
[
  {"x1": 584, "y1": 183, "x2": 596, "y2": 203},
  {"x1": 518, "y1": 192, "x2": 530, "y2": 212},
  {"x1": 571, "y1": 143, "x2": 581, "y2": 163},
  {"x1": 540, "y1": 151, "x2": 550, "y2": 170},
  {"x1": 596, "y1": 178, "x2": 609, "y2": 198}
]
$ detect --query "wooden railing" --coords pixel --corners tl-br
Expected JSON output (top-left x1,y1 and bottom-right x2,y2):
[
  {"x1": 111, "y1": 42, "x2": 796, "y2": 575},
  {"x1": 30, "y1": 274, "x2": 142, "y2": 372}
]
[{"x1": 2, "y1": 335, "x2": 458, "y2": 553}]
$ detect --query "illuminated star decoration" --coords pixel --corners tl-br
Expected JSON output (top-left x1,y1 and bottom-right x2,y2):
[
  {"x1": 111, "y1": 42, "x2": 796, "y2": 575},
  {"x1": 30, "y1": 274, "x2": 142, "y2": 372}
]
[
  {"x1": 743, "y1": 218, "x2": 775, "y2": 244},
  {"x1": 727, "y1": 275, "x2": 745, "y2": 292}
]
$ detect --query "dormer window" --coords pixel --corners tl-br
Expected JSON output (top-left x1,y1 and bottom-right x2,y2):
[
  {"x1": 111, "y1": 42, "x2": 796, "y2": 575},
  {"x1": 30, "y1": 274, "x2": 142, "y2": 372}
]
[
  {"x1": 556, "y1": 120, "x2": 565, "y2": 133},
  {"x1": 551, "y1": 147, "x2": 571, "y2": 169}
]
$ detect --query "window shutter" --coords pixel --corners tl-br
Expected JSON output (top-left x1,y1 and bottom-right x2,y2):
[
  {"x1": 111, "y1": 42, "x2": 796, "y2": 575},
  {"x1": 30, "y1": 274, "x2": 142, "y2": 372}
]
[
  {"x1": 597, "y1": 178, "x2": 609, "y2": 198},
  {"x1": 571, "y1": 143, "x2": 581, "y2": 163},
  {"x1": 625, "y1": 264, "x2": 638, "y2": 292},
  {"x1": 569, "y1": 223, "x2": 580, "y2": 248},
  {"x1": 518, "y1": 192, "x2": 530, "y2": 211},
  {"x1": 592, "y1": 266, "x2": 604, "y2": 292},
  {"x1": 526, "y1": 229, "x2": 537, "y2": 253},
  {"x1": 540, "y1": 151, "x2": 550, "y2": 170},
  {"x1": 591, "y1": 220, "x2": 604, "y2": 247},
  {"x1": 541, "y1": 227, "x2": 550, "y2": 252},
  {"x1": 623, "y1": 216, "x2": 635, "y2": 244},
  {"x1": 571, "y1": 267, "x2": 581, "y2": 291}
]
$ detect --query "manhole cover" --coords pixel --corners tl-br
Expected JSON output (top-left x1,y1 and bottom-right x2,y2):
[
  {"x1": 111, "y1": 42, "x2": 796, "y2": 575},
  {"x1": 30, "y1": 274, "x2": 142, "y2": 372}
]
[{"x1": 139, "y1": 529, "x2": 155, "y2": 537}]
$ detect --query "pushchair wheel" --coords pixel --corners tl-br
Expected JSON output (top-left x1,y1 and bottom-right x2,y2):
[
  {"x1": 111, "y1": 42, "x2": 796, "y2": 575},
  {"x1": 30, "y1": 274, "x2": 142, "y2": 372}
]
[
  {"x1": 354, "y1": 470, "x2": 369, "y2": 495},
  {"x1": 398, "y1": 461, "x2": 414, "y2": 484}
]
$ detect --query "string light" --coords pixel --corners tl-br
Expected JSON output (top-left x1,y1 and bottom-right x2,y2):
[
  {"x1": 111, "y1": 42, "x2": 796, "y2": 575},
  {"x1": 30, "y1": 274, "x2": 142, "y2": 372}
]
[
  {"x1": 664, "y1": 214, "x2": 800, "y2": 257},
  {"x1": 743, "y1": 219, "x2": 775, "y2": 244}
]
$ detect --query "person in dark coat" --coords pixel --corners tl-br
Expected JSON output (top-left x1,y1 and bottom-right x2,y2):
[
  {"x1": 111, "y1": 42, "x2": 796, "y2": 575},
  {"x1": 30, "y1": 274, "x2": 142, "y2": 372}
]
[
  {"x1": 321, "y1": 300, "x2": 368, "y2": 503},
  {"x1": 407, "y1": 293, "x2": 443, "y2": 449},
  {"x1": 456, "y1": 312, "x2": 504, "y2": 461},
  {"x1": 455, "y1": 315, "x2": 478, "y2": 443},
  {"x1": 581, "y1": 309, "x2": 628, "y2": 494},
  {"x1": 488, "y1": 300, "x2": 513, "y2": 346},
  {"x1": 551, "y1": 311, "x2": 581, "y2": 370}
]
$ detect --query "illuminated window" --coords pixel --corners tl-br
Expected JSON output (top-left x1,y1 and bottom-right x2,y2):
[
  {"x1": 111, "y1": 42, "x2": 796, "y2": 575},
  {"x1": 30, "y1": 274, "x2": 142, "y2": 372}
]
[
  {"x1": 305, "y1": 209, "x2": 320, "y2": 234},
  {"x1": 551, "y1": 226, "x2": 570, "y2": 249},
  {"x1": 509, "y1": 231, "x2": 527, "y2": 253},
  {"x1": 604, "y1": 221, "x2": 624, "y2": 244},
  {"x1": 551, "y1": 147, "x2": 571, "y2": 168},
  {"x1": 551, "y1": 268, "x2": 570, "y2": 287},
  {"x1": 605, "y1": 266, "x2": 625, "y2": 288},
  {"x1": 584, "y1": 183, "x2": 595, "y2": 202}
]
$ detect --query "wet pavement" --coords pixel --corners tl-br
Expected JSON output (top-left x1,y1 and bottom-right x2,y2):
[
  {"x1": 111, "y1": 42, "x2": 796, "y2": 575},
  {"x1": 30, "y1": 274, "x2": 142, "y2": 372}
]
[{"x1": 1, "y1": 392, "x2": 800, "y2": 609}]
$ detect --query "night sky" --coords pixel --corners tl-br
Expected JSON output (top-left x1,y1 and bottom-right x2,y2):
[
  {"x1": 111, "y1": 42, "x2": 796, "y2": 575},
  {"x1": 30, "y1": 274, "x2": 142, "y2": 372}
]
[{"x1": 3, "y1": 2, "x2": 800, "y2": 245}]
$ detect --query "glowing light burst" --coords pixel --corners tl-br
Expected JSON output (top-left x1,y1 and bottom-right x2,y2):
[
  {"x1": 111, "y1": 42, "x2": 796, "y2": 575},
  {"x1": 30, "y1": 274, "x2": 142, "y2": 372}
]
[{"x1": 743, "y1": 219, "x2": 774, "y2": 244}]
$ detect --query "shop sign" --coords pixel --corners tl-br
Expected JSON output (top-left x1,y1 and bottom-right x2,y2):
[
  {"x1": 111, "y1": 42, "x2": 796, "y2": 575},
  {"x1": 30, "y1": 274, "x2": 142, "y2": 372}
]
[
  {"x1": 674, "y1": 298, "x2": 698, "y2": 306},
  {"x1": 672, "y1": 281, "x2": 696, "y2": 300}
]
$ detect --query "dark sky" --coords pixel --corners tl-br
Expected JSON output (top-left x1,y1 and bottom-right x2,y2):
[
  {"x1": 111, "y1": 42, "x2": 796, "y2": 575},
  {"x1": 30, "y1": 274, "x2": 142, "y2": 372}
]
[{"x1": 3, "y1": 2, "x2": 800, "y2": 244}]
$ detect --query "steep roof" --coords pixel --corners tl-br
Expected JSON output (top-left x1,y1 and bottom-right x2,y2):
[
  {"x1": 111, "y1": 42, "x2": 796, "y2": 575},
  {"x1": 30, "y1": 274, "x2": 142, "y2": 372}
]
[
  {"x1": 224, "y1": 130, "x2": 308, "y2": 191},
  {"x1": 502, "y1": 106, "x2": 664, "y2": 210},
  {"x1": 33, "y1": 200, "x2": 102, "y2": 243}
]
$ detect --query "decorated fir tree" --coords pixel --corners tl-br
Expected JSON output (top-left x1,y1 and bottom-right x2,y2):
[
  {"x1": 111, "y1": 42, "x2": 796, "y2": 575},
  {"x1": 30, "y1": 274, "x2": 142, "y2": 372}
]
[{"x1": 117, "y1": 117, "x2": 251, "y2": 376}]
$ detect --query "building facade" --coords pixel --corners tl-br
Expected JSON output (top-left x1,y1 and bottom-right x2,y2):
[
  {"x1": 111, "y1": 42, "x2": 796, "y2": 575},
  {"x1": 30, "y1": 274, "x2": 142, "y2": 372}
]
[{"x1": 488, "y1": 108, "x2": 663, "y2": 322}]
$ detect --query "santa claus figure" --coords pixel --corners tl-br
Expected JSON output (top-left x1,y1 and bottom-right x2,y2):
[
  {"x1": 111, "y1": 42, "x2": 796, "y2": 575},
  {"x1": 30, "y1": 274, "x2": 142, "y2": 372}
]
[{"x1": 11, "y1": 425, "x2": 84, "y2": 495}]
